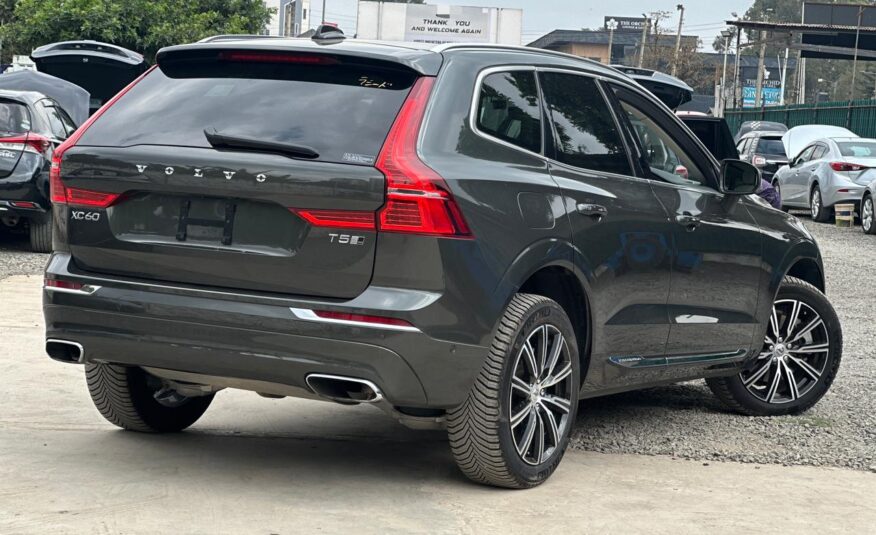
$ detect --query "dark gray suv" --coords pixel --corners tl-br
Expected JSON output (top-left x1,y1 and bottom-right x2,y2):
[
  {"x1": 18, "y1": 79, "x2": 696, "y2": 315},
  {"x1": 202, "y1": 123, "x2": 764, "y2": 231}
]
[{"x1": 43, "y1": 38, "x2": 842, "y2": 488}]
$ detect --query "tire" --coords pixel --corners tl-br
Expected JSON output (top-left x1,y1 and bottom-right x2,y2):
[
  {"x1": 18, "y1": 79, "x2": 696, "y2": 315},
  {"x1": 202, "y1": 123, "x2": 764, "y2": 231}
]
[
  {"x1": 28, "y1": 209, "x2": 52, "y2": 253},
  {"x1": 774, "y1": 181, "x2": 790, "y2": 212},
  {"x1": 447, "y1": 293, "x2": 580, "y2": 488},
  {"x1": 85, "y1": 363, "x2": 214, "y2": 432},
  {"x1": 862, "y1": 194, "x2": 876, "y2": 235},
  {"x1": 707, "y1": 276, "x2": 842, "y2": 416},
  {"x1": 810, "y1": 187, "x2": 831, "y2": 223}
]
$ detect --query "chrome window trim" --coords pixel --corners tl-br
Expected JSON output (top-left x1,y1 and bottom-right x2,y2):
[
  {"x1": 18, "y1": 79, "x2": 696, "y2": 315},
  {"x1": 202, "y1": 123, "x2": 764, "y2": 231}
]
[
  {"x1": 468, "y1": 65, "x2": 546, "y2": 159},
  {"x1": 289, "y1": 307, "x2": 421, "y2": 333}
]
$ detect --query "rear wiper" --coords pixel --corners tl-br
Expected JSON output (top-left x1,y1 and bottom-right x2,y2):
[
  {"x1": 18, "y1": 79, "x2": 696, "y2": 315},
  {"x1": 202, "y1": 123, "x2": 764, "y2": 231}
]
[{"x1": 204, "y1": 128, "x2": 319, "y2": 160}]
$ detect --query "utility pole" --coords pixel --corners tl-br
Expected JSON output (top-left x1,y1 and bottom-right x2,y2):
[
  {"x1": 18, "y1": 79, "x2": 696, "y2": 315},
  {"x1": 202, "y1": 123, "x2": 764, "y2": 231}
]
[
  {"x1": 849, "y1": 6, "x2": 864, "y2": 101},
  {"x1": 720, "y1": 29, "x2": 733, "y2": 114},
  {"x1": 671, "y1": 4, "x2": 685, "y2": 77},
  {"x1": 638, "y1": 14, "x2": 649, "y2": 68},
  {"x1": 606, "y1": 18, "x2": 618, "y2": 65},
  {"x1": 733, "y1": 13, "x2": 741, "y2": 109},
  {"x1": 321, "y1": 0, "x2": 327, "y2": 24}
]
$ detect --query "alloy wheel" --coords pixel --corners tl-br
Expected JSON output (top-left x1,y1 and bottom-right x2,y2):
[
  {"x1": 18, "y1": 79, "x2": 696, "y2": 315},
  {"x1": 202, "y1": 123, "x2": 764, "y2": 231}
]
[
  {"x1": 509, "y1": 324, "x2": 574, "y2": 465},
  {"x1": 811, "y1": 190, "x2": 821, "y2": 219},
  {"x1": 863, "y1": 197, "x2": 874, "y2": 233},
  {"x1": 741, "y1": 299, "x2": 829, "y2": 404}
]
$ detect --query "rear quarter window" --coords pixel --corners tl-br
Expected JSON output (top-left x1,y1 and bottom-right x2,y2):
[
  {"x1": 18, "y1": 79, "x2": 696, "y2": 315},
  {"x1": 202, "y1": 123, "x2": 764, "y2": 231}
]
[
  {"x1": 0, "y1": 100, "x2": 31, "y2": 136},
  {"x1": 77, "y1": 54, "x2": 417, "y2": 166},
  {"x1": 475, "y1": 70, "x2": 542, "y2": 154}
]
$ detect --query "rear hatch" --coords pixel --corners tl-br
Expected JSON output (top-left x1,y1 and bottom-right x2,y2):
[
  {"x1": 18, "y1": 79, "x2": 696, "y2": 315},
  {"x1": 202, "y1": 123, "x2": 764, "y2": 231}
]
[
  {"x1": 754, "y1": 135, "x2": 788, "y2": 174},
  {"x1": 31, "y1": 41, "x2": 148, "y2": 114},
  {"x1": 61, "y1": 47, "x2": 419, "y2": 298}
]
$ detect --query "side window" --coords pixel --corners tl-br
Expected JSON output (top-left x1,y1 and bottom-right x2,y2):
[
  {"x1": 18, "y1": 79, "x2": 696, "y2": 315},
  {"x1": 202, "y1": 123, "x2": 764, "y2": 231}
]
[
  {"x1": 39, "y1": 101, "x2": 69, "y2": 140},
  {"x1": 810, "y1": 145, "x2": 828, "y2": 161},
  {"x1": 54, "y1": 104, "x2": 78, "y2": 136},
  {"x1": 613, "y1": 89, "x2": 707, "y2": 187},
  {"x1": 795, "y1": 145, "x2": 815, "y2": 165},
  {"x1": 475, "y1": 70, "x2": 542, "y2": 154},
  {"x1": 539, "y1": 72, "x2": 631, "y2": 175},
  {"x1": 736, "y1": 138, "x2": 749, "y2": 156}
]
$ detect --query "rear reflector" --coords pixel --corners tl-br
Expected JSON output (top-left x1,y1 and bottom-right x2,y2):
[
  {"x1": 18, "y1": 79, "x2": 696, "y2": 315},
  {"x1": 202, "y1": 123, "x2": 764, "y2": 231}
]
[
  {"x1": 218, "y1": 51, "x2": 338, "y2": 65},
  {"x1": 292, "y1": 208, "x2": 376, "y2": 230},
  {"x1": 51, "y1": 65, "x2": 156, "y2": 206},
  {"x1": 313, "y1": 310, "x2": 415, "y2": 329},
  {"x1": 375, "y1": 77, "x2": 472, "y2": 238},
  {"x1": 830, "y1": 162, "x2": 869, "y2": 172},
  {"x1": 10, "y1": 201, "x2": 38, "y2": 209},
  {"x1": 44, "y1": 279, "x2": 84, "y2": 291}
]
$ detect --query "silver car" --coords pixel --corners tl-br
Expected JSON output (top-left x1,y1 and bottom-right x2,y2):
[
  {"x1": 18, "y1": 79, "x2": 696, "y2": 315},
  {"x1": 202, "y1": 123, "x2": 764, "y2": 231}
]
[
  {"x1": 861, "y1": 173, "x2": 876, "y2": 234},
  {"x1": 775, "y1": 136, "x2": 876, "y2": 222}
]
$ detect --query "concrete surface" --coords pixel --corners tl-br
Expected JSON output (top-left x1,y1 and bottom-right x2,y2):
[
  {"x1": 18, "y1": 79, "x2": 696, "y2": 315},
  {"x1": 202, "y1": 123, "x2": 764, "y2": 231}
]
[{"x1": 2, "y1": 274, "x2": 875, "y2": 534}]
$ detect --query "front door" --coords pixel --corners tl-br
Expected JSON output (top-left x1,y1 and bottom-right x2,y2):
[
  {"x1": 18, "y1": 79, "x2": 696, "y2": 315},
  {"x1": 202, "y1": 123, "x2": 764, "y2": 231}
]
[
  {"x1": 538, "y1": 70, "x2": 673, "y2": 391},
  {"x1": 610, "y1": 85, "x2": 762, "y2": 376}
]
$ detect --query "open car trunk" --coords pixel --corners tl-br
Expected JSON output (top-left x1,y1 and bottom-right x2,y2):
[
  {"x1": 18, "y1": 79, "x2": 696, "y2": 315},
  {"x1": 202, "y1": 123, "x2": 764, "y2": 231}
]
[
  {"x1": 60, "y1": 47, "x2": 420, "y2": 298},
  {"x1": 31, "y1": 41, "x2": 147, "y2": 115}
]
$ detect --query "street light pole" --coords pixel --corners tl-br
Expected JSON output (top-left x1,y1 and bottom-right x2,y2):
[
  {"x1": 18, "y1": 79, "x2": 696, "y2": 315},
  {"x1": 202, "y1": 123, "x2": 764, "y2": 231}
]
[
  {"x1": 606, "y1": 18, "x2": 618, "y2": 65},
  {"x1": 720, "y1": 29, "x2": 732, "y2": 115},
  {"x1": 638, "y1": 14, "x2": 649, "y2": 68},
  {"x1": 671, "y1": 4, "x2": 685, "y2": 77},
  {"x1": 849, "y1": 6, "x2": 864, "y2": 101},
  {"x1": 321, "y1": 0, "x2": 327, "y2": 25},
  {"x1": 733, "y1": 13, "x2": 741, "y2": 108}
]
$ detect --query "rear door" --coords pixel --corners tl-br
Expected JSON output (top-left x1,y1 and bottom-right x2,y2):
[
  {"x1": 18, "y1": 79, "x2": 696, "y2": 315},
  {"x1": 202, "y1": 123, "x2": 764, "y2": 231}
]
[
  {"x1": 61, "y1": 50, "x2": 418, "y2": 298},
  {"x1": 538, "y1": 70, "x2": 673, "y2": 389}
]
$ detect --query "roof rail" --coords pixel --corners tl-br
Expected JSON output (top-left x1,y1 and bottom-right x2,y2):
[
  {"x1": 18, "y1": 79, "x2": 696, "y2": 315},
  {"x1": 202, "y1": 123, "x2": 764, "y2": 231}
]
[{"x1": 198, "y1": 34, "x2": 285, "y2": 43}]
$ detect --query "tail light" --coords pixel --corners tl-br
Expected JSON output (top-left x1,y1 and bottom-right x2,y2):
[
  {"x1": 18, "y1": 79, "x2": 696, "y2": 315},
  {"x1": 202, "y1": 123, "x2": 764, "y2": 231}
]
[
  {"x1": 674, "y1": 165, "x2": 689, "y2": 179},
  {"x1": 375, "y1": 77, "x2": 472, "y2": 238},
  {"x1": 752, "y1": 155, "x2": 767, "y2": 166},
  {"x1": 50, "y1": 65, "x2": 156, "y2": 207},
  {"x1": 291, "y1": 208, "x2": 375, "y2": 230},
  {"x1": 0, "y1": 133, "x2": 51, "y2": 156},
  {"x1": 830, "y1": 162, "x2": 869, "y2": 172}
]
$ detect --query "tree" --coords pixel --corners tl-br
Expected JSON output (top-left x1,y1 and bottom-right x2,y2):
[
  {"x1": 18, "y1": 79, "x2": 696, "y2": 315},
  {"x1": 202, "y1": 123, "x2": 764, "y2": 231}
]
[{"x1": 0, "y1": 0, "x2": 274, "y2": 63}]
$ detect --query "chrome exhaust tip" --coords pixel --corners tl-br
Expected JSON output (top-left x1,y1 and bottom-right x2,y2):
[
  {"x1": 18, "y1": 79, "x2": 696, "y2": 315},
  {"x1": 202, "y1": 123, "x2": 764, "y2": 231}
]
[
  {"x1": 305, "y1": 374, "x2": 383, "y2": 404},
  {"x1": 46, "y1": 339, "x2": 84, "y2": 364}
]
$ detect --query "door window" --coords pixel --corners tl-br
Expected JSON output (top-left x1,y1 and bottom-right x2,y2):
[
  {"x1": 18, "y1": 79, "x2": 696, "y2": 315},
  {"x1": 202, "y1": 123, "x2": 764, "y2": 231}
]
[
  {"x1": 475, "y1": 70, "x2": 542, "y2": 154},
  {"x1": 39, "y1": 101, "x2": 74, "y2": 140},
  {"x1": 794, "y1": 145, "x2": 816, "y2": 166},
  {"x1": 539, "y1": 72, "x2": 631, "y2": 175},
  {"x1": 613, "y1": 89, "x2": 708, "y2": 187},
  {"x1": 810, "y1": 145, "x2": 828, "y2": 161}
]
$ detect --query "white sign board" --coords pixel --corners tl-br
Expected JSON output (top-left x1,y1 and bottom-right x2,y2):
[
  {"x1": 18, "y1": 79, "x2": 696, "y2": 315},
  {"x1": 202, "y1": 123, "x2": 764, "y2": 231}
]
[{"x1": 404, "y1": 5, "x2": 491, "y2": 44}]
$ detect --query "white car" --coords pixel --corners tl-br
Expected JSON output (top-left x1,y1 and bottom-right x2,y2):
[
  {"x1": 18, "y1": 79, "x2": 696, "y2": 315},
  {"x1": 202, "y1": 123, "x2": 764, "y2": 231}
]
[{"x1": 773, "y1": 125, "x2": 875, "y2": 222}]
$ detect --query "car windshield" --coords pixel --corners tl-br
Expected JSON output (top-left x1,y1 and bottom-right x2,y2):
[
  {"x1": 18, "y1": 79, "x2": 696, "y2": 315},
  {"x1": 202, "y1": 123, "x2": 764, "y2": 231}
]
[
  {"x1": 837, "y1": 141, "x2": 876, "y2": 158},
  {"x1": 756, "y1": 137, "x2": 786, "y2": 157}
]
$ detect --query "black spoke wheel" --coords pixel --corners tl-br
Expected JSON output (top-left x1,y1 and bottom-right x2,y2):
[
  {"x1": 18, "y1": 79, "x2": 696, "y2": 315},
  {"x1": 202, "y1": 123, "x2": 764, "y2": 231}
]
[
  {"x1": 447, "y1": 293, "x2": 580, "y2": 488},
  {"x1": 707, "y1": 277, "x2": 842, "y2": 416}
]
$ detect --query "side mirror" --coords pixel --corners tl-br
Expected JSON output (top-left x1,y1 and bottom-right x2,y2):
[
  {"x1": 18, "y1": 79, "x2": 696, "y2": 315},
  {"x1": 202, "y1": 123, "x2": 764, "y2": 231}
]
[{"x1": 720, "y1": 159, "x2": 760, "y2": 195}]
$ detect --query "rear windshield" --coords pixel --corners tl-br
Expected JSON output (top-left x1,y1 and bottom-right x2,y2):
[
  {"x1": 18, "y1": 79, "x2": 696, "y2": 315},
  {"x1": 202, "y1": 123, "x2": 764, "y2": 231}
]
[
  {"x1": 0, "y1": 100, "x2": 31, "y2": 136},
  {"x1": 77, "y1": 54, "x2": 416, "y2": 165},
  {"x1": 756, "y1": 137, "x2": 786, "y2": 157},
  {"x1": 837, "y1": 141, "x2": 876, "y2": 158}
]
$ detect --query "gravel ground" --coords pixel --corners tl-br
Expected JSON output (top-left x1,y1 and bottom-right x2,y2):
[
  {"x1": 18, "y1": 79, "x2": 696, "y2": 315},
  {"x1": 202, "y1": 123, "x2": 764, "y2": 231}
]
[
  {"x1": 0, "y1": 226, "x2": 47, "y2": 279},
  {"x1": 1, "y1": 214, "x2": 873, "y2": 471},
  {"x1": 570, "y1": 213, "x2": 876, "y2": 472}
]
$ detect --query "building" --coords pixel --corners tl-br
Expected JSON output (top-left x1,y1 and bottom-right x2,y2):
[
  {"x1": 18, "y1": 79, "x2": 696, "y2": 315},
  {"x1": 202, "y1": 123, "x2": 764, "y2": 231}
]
[
  {"x1": 528, "y1": 23, "x2": 698, "y2": 65},
  {"x1": 357, "y1": 2, "x2": 522, "y2": 45},
  {"x1": 264, "y1": 0, "x2": 311, "y2": 37}
]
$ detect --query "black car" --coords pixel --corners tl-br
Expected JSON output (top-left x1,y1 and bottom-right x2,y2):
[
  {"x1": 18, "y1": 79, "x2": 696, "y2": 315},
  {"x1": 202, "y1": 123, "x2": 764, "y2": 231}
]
[
  {"x1": 737, "y1": 131, "x2": 789, "y2": 182},
  {"x1": 43, "y1": 39, "x2": 842, "y2": 488},
  {"x1": 0, "y1": 90, "x2": 78, "y2": 251}
]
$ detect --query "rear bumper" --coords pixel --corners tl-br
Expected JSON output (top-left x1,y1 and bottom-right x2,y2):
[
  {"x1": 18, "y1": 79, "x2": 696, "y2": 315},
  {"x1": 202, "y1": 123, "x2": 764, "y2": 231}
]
[
  {"x1": 43, "y1": 253, "x2": 488, "y2": 409},
  {"x1": 823, "y1": 186, "x2": 865, "y2": 209}
]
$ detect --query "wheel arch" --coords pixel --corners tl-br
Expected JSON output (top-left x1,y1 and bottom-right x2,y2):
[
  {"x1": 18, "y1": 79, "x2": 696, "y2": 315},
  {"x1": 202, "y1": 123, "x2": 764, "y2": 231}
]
[{"x1": 492, "y1": 239, "x2": 594, "y2": 385}]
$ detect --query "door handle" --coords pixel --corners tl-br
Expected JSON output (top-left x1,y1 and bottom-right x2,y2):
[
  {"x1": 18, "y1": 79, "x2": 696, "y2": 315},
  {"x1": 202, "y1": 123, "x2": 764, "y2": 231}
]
[
  {"x1": 576, "y1": 203, "x2": 607, "y2": 219},
  {"x1": 675, "y1": 213, "x2": 701, "y2": 231}
]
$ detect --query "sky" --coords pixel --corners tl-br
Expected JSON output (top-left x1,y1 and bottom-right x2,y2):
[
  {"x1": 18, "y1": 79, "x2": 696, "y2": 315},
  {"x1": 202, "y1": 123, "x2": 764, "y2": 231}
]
[{"x1": 314, "y1": 0, "x2": 755, "y2": 49}]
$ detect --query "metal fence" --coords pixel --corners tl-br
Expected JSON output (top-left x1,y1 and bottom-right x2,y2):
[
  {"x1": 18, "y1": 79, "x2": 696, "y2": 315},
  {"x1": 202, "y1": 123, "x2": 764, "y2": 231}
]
[{"x1": 724, "y1": 99, "x2": 876, "y2": 138}]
